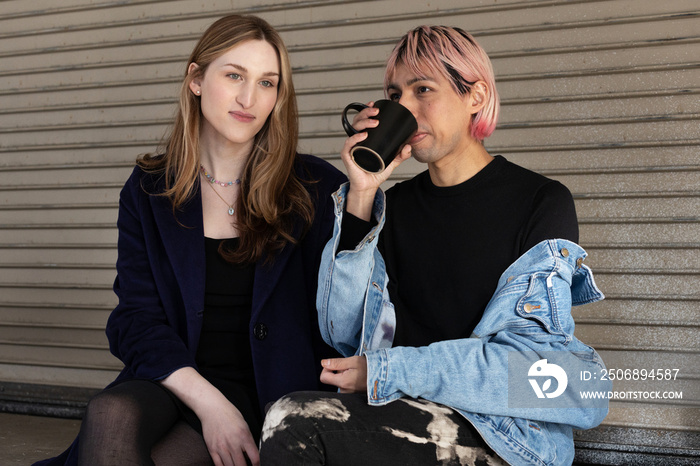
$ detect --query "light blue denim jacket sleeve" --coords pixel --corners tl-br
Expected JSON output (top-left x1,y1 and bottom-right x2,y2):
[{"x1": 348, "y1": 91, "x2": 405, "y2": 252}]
[
  {"x1": 318, "y1": 183, "x2": 611, "y2": 466},
  {"x1": 317, "y1": 183, "x2": 396, "y2": 358}
]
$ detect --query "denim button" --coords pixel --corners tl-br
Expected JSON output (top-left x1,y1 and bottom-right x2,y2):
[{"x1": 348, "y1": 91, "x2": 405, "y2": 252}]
[
  {"x1": 524, "y1": 303, "x2": 534, "y2": 313},
  {"x1": 254, "y1": 323, "x2": 268, "y2": 340},
  {"x1": 576, "y1": 257, "x2": 584, "y2": 268},
  {"x1": 561, "y1": 248, "x2": 569, "y2": 257},
  {"x1": 507, "y1": 276, "x2": 515, "y2": 283}
]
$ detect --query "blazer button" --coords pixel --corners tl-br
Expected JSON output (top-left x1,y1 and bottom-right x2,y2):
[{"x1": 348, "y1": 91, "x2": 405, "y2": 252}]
[{"x1": 254, "y1": 323, "x2": 268, "y2": 340}]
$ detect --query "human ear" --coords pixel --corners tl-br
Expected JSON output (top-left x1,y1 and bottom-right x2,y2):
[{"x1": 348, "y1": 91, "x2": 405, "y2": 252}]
[
  {"x1": 468, "y1": 81, "x2": 488, "y2": 114},
  {"x1": 187, "y1": 62, "x2": 202, "y2": 96}
]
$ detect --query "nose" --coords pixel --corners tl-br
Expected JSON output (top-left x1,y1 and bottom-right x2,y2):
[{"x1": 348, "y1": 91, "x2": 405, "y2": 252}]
[
  {"x1": 397, "y1": 95, "x2": 418, "y2": 119},
  {"x1": 236, "y1": 82, "x2": 256, "y2": 108}
]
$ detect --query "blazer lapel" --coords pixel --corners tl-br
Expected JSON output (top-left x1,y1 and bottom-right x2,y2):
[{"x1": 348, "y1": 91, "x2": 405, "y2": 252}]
[
  {"x1": 252, "y1": 221, "x2": 301, "y2": 320},
  {"x1": 150, "y1": 186, "x2": 206, "y2": 347}
]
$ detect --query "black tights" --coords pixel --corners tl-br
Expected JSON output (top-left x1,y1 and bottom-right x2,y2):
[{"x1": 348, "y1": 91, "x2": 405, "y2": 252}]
[{"x1": 77, "y1": 380, "x2": 212, "y2": 466}]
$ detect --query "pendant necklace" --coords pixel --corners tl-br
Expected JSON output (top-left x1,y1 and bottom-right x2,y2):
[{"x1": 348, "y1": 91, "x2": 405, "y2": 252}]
[{"x1": 200, "y1": 165, "x2": 240, "y2": 216}]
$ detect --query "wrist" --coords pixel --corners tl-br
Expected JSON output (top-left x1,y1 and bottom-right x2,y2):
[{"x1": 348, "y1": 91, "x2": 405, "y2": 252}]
[
  {"x1": 346, "y1": 186, "x2": 377, "y2": 222},
  {"x1": 161, "y1": 367, "x2": 225, "y2": 412}
]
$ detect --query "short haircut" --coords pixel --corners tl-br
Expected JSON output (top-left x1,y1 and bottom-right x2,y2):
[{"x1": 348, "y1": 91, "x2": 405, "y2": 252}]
[{"x1": 384, "y1": 25, "x2": 500, "y2": 141}]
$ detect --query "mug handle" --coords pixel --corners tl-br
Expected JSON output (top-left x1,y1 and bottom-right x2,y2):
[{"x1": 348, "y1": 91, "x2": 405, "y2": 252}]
[{"x1": 341, "y1": 102, "x2": 369, "y2": 136}]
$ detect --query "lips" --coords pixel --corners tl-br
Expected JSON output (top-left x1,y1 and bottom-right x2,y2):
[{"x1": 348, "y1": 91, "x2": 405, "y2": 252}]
[
  {"x1": 409, "y1": 132, "x2": 427, "y2": 145},
  {"x1": 230, "y1": 111, "x2": 255, "y2": 123}
]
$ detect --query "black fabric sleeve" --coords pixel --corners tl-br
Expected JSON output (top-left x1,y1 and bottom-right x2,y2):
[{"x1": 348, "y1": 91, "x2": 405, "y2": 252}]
[
  {"x1": 336, "y1": 208, "x2": 376, "y2": 254},
  {"x1": 521, "y1": 180, "x2": 579, "y2": 252}
]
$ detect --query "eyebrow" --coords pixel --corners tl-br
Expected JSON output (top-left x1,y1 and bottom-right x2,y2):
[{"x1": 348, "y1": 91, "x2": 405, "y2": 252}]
[
  {"x1": 223, "y1": 63, "x2": 279, "y2": 77},
  {"x1": 386, "y1": 76, "x2": 435, "y2": 91}
]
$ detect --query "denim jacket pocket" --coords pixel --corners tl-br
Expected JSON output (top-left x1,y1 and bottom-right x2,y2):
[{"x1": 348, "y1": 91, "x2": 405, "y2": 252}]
[{"x1": 516, "y1": 272, "x2": 568, "y2": 336}]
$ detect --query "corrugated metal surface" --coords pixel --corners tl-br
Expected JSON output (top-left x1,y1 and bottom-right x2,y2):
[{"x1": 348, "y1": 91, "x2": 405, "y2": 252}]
[{"x1": 0, "y1": 0, "x2": 697, "y2": 449}]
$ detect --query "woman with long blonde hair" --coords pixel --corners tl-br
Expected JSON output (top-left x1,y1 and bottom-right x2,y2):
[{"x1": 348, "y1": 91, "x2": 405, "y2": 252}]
[{"x1": 35, "y1": 14, "x2": 346, "y2": 466}]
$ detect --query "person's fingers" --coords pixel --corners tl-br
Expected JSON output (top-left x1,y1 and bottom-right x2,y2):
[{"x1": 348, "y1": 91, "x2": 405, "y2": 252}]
[
  {"x1": 321, "y1": 366, "x2": 366, "y2": 393},
  {"x1": 351, "y1": 102, "x2": 379, "y2": 126},
  {"x1": 384, "y1": 144, "x2": 412, "y2": 174},
  {"x1": 211, "y1": 451, "x2": 233, "y2": 466},
  {"x1": 319, "y1": 367, "x2": 338, "y2": 386},
  {"x1": 321, "y1": 368, "x2": 336, "y2": 385},
  {"x1": 398, "y1": 143, "x2": 413, "y2": 161},
  {"x1": 321, "y1": 357, "x2": 357, "y2": 371},
  {"x1": 341, "y1": 132, "x2": 369, "y2": 160},
  {"x1": 211, "y1": 452, "x2": 223, "y2": 466},
  {"x1": 351, "y1": 110, "x2": 380, "y2": 130},
  {"x1": 243, "y1": 437, "x2": 260, "y2": 466},
  {"x1": 231, "y1": 449, "x2": 247, "y2": 466}
]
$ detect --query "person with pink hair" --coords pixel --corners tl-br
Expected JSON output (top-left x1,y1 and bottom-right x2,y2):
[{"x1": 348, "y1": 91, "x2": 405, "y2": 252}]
[{"x1": 259, "y1": 25, "x2": 606, "y2": 465}]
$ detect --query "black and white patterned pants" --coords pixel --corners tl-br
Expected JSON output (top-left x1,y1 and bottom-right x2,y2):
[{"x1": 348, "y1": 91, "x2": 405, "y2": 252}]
[{"x1": 259, "y1": 391, "x2": 507, "y2": 465}]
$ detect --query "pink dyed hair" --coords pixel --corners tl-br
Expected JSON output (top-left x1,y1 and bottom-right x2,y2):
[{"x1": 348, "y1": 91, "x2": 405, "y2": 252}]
[{"x1": 384, "y1": 25, "x2": 500, "y2": 141}]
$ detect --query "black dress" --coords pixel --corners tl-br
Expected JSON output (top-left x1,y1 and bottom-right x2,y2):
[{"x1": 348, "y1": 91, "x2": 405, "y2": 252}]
[{"x1": 183, "y1": 237, "x2": 261, "y2": 440}]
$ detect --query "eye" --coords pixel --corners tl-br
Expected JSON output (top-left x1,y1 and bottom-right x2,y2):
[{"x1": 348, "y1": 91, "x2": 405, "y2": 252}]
[
  {"x1": 416, "y1": 86, "x2": 431, "y2": 94},
  {"x1": 260, "y1": 80, "x2": 277, "y2": 88},
  {"x1": 388, "y1": 92, "x2": 401, "y2": 102},
  {"x1": 227, "y1": 73, "x2": 242, "y2": 80}
]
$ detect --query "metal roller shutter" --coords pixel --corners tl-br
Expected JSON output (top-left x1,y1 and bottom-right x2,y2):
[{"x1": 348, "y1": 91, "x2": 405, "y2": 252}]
[{"x1": 0, "y1": 0, "x2": 697, "y2": 461}]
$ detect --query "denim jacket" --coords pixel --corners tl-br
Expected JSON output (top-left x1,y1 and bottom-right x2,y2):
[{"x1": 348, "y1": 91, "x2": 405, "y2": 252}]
[{"x1": 317, "y1": 183, "x2": 611, "y2": 466}]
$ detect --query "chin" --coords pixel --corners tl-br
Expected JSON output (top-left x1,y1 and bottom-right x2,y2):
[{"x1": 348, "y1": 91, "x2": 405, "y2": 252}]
[{"x1": 411, "y1": 151, "x2": 435, "y2": 164}]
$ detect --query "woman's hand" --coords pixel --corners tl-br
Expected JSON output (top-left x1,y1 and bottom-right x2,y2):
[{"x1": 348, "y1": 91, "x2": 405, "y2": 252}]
[
  {"x1": 319, "y1": 356, "x2": 368, "y2": 393},
  {"x1": 198, "y1": 400, "x2": 259, "y2": 466},
  {"x1": 342, "y1": 102, "x2": 412, "y2": 221},
  {"x1": 161, "y1": 367, "x2": 260, "y2": 466}
]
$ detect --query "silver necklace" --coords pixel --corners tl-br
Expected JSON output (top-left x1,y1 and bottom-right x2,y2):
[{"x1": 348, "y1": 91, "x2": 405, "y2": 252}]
[{"x1": 201, "y1": 172, "x2": 239, "y2": 216}]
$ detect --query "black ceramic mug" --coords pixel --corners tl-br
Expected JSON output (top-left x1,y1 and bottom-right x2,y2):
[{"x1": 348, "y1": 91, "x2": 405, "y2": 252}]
[{"x1": 341, "y1": 99, "x2": 418, "y2": 173}]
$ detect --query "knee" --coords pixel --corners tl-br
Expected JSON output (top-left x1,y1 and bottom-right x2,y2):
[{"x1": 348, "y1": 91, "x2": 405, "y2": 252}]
[
  {"x1": 261, "y1": 392, "x2": 338, "y2": 463},
  {"x1": 82, "y1": 388, "x2": 141, "y2": 429},
  {"x1": 261, "y1": 391, "x2": 353, "y2": 443},
  {"x1": 83, "y1": 391, "x2": 113, "y2": 420},
  {"x1": 261, "y1": 392, "x2": 314, "y2": 444}
]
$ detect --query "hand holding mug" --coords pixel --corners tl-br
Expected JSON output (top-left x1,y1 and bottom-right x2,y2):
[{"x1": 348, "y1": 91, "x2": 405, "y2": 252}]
[
  {"x1": 339, "y1": 101, "x2": 413, "y2": 220},
  {"x1": 341, "y1": 99, "x2": 417, "y2": 173}
]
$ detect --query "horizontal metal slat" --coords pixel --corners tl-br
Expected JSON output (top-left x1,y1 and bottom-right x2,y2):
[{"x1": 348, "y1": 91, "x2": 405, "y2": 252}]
[
  {"x1": 0, "y1": 203, "x2": 117, "y2": 210},
  {"x1": 0, "y1": 362, "x2": 119, "y2": 389},
  {"x1": 0, "y1": 287, "x2": 115, "y2": 307},
  {"x1": 0, "y1": 346, "x2": 120, "y2": 370},
  {"x1": 0, "y1": 303, "x2": 110, "y2": 328},
  {"x1": 601, "y1": 404, "x2": 699, "y2": 431},
  {"x1": 0, "y1": 229, "x2": 117, "y2": 246},
  {"x1": 0, "y1": 249, "x2": 116, "y2": 266},
  {"x1": 583, "y1": 246, "x2": 700, "y2": 272}
]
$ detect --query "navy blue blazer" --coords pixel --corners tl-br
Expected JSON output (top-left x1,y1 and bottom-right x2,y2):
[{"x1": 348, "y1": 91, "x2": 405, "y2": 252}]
[
  {"x1": 34, "y1": 153, "x2": 346, "y2": 465},
  {"x1": 107, "y1": 153, "x2": 346, "y2": 408}
]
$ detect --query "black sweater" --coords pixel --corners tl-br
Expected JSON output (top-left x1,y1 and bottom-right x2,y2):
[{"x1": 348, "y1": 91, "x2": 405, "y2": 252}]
[{"x1": 340, "y1": 155, "x2": 579, "y2": 348}]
